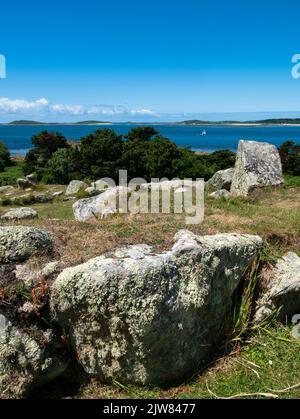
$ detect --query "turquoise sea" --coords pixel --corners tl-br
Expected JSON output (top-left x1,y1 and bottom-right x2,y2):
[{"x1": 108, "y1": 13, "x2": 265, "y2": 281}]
[{"x1": 0, "y1": 124, "x2": 300, "y2": 156}]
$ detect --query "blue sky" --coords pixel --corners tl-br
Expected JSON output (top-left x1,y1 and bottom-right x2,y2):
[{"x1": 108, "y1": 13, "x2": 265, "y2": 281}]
[{"x1": 0, "y1": 0, "x2": 300, "y2": 122}]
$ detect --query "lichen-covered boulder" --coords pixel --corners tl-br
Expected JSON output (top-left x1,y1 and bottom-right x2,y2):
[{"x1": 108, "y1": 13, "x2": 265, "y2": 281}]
[
  {"x1": 231, "y1": 140, "x2": 284, "y2": 196},
  {"x1": 206, "y1": 168, "x2": 235, "y2": 191},
  {"x1": 65, "y1": 180, "x2": 88, "y2": 197},
  {"x1": 51, "y1": 231, "x2": 262, "y2": 385},
  {"x1": 0, "y1": 314, "x2": 67, "y2": 399},
  {"x1": 73, "y1": 186, "x2": 132, "y2": 222},
  {"x1": 255, "y1": 252, "x2": 300, "y2": 323},
  {"x1": 0, "y1": 227, "x2": 53, "y2": 263},
  {"x1": 1, "y1": 208, "x2": 38, "y2": 221}
]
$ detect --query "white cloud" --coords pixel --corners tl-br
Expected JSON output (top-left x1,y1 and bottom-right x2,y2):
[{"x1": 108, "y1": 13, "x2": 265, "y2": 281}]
[{"x1": 0, "y1": 97, "x2": 157, "y2": 118}]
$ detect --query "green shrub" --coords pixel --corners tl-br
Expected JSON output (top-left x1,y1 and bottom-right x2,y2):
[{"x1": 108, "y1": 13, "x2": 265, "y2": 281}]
[
  {"x1": 24, "y1": 131, "x2": 70, "y2": 179},
  {"x1": 0, "y1": 141, "x2": 12, "y2": 172},
  {"x1": 279, "y1": 141, "x2": 300, "y2": 176}
]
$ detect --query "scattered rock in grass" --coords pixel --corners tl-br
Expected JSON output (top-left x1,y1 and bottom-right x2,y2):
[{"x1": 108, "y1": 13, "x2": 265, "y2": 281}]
[
  {"x1": 51, "y1": 230, "x2": 262, "y2": 385},
  {"x1": 209, "y1": 189, "x2": 231, "y2": 200},
  {"x1": 0, "y1": 186, "x2": 14, "y2": 194},
  {"x1": 231, "y1": 140, "x2": 284, "y2": 197},
  {"x1": 255, "y1": 252, "x2": 300, "y2": 323},
  {"x1": 1, "y1": 208, "x2": 38, "y2": 221},
  {"x1": 15, "y1": 261, "x2": 61, "y2": 287},
  {"x1": 206, "y1": 168, "x2": 235, "y2": 191},
  {"x1": 65, "y1": 180, "x2": 88, "y2": 197},
  {"x1": 73, "y1": 186, "x2": 132, "y2": 222},
  {"x1": 52, "y1": 191, "x2": 63, "y2": 198}
]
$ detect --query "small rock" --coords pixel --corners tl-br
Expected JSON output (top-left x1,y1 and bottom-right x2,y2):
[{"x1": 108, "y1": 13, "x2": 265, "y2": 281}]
[
  {"x1": 210, "y1": 189, "x2": 231, "y2": 200},
  {"x1": 1, "y1": 208, "x2": 38, "y2": 221},
  {"x1": 255, "y1": 252, "x2": 300, "y2": 323},
  {"x1": 206, "y1": 168, "x2": 235, "y2": 191},
  {"x1": 0, "y1": 186, "x2": 14, "y2": 194},
  {"x1": 52, "y1": 191, "x2": 63, "y2": 198},
  {"x1": 65, "y1": 180, "x2": 88, "y2": 196}
]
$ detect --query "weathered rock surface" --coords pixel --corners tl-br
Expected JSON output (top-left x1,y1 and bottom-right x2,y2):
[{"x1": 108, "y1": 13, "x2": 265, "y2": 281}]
[
  {"x1": 0, "y1": 314, "x2": 67, "y2": 399},
  {"x1": 206, "y1": 168, "x2": 235, "y2": 191},
  {"x1": 255, "y1": 252, "x2": 300, "y2": 323},
  {"x1": 1, "y1": 208, "x2": 38, "y2": 221},
  {"x1": 231, "y1": 140, "x2": 284, "y2": 197},
  {"x1": 209, "y1": 190, "x2": 231, "y2": 200},
  {"x1": 51, "y1": 231, "x2": 262, "y2": 385},
  {"x1": 15, "y1": 260, "x2": 61, "y2": 287},
  {"x1": 73, "y1": 186, "x2": 132, "y2": 222},
  {"x1": 140, "y1": 180, "x2": 195, "y2": 191},
  {"x1": 65, "y1": 180, "x2": 88, "y2": 197},
  {"x1": 0, "y1": 227, "x2": 53, "y2": 263}
]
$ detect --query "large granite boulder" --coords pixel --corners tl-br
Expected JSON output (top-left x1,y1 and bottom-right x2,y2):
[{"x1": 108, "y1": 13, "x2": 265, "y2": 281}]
[
  {"x1": 206, "y1": 168, "x2": 235, "y2": 191},
  {"x1": 1, "y1": 208, "x2": 38, "y2": 221},
  {"x1": 50, "y1": 231, "x2": 262, "y2": 385},
  {"x1": 0, "y1": 226, "x2": 53, "y2": 264},
  {"x1": 73, "y1": 186, "x2": 132, "y2": 222},
  {"x1": 65, "y1": 180, "x2": 88, "y2": 197},
  {"x1": 255, "y1": 252, "x2": 300, "y2": 323},
  {"x1": 0, "y1": 314, "x2": 67, "y2": 399},
  {"x1": 231, "y1": 140, "x2": 284, "y2": 196}
]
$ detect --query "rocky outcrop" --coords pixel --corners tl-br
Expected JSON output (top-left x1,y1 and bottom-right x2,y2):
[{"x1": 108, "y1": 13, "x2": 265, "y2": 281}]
[
  {"x1": 0, "y1": 226, "x2": 53, "y2": 264},
  {"x1": 1, "y1": 208, "x2": 38, "y2": 221},
  {"x1": 209, "y1": 190, "x2": 231, "y2": 200},
  {"x1": 255, "y1": 252, "x2": 300, "y2": 323},
  {"x1": 231, "y1": 140, "x2": 284, "y2": 197},
  {"x1": 51, "y1": 231, "x2": 262, "y2": 386},
  {"x1": 73, "y1": 186, "x2": 132, "y2": 222},
  {"x1": 206, "y1": 168, "x2": 234, "y2": 191},
  {"x1": 0, "y1": 314, "x2": 67, "y2": 399},
  {"x1": 65, "y1": 180, "x2": 88, "y2": 197}
]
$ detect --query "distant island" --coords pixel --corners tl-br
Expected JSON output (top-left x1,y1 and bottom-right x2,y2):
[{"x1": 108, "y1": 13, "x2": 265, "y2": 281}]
[
  {"x1": 1, "y1": 118, "x2": 300, "y2": 126},
  {"x1": 178, "y1": 119, "x2": 300, "y2": 126},
  {"x1": 2, "y1": 120, "x2": 112, "y2": 126}
]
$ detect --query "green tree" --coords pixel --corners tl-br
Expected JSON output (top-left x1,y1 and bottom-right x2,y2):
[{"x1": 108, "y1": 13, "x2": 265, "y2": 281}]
[
  {"x1": 78, "y1": 129, "x2": 124, "y2": 181},
  {"x1": 43, "y1": 147, "x2": 80, "y2": 184},
  {"x1": 24, "y1": 131, "x2": 69, "y2": 178},
  {"x1": 126, "y1": 126, "x2": 158, "y2": 142},
  {"x1": 0, "y1": 141, "x2": 11, "y2": 172},
  {"x1": 279, "y1": 141, "x2": 300, "y2": 175}
]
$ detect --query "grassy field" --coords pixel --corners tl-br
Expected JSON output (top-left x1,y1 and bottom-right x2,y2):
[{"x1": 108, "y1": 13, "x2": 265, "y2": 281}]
[{"x1": 0, "y1": 180, "x2": 299, "y2": 399}]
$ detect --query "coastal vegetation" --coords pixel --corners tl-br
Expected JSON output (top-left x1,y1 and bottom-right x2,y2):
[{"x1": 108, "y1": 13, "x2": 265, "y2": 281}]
[{"x1": 21, "y1": 128, "x2": 236, "y2": 184}]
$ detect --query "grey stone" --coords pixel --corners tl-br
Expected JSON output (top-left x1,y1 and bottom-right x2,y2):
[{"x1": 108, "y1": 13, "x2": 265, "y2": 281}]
[
  {"x1": 231, "y1": 140, "x2": 284, "y2": 197},
  {"x1": 0, "y1": 314, "x2": 67, "y2": 399},
  {"x1": 34, "y1": 194, "x2": 53, "y2": 203},
  {"x1": 0, "y1": 226, "x2": 53, "y2": 263},
  {"x1": 255, "y1": 252, "x2": 300, "y2": 323},
  {"x1": 73, "y1": 186, "x2": 132, "y2": 222},
  {"x1": 209, "y1": 190, "x2": 231, "y2": 200},
  {"x1": 65, "y1": 180, "x2": 88, "y2": 197},
  {"x1": 0, "y1": 186, "x2": 14, "y2": 194},
  {"x1": 52, "y1": 191, "x2": 63, "y2": 198},
  {"x1": 1, "y1": 208, "x2": 38, "y2": 221},
  {"x1": 51, "y1": 231, "x2": 262, "y2": 385},
  {"x1": 16, "y1": 178, "x2": 31, "y2": 190},
  {"x1": 26, "y1": 173, "x2": 38, "y2": 185},
  {"x1": 206, "y1": 168, "x2": 235, "y2": 191},
  {"x1": 15, "y1": 261, "x2": 61, "y2": 287}
]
